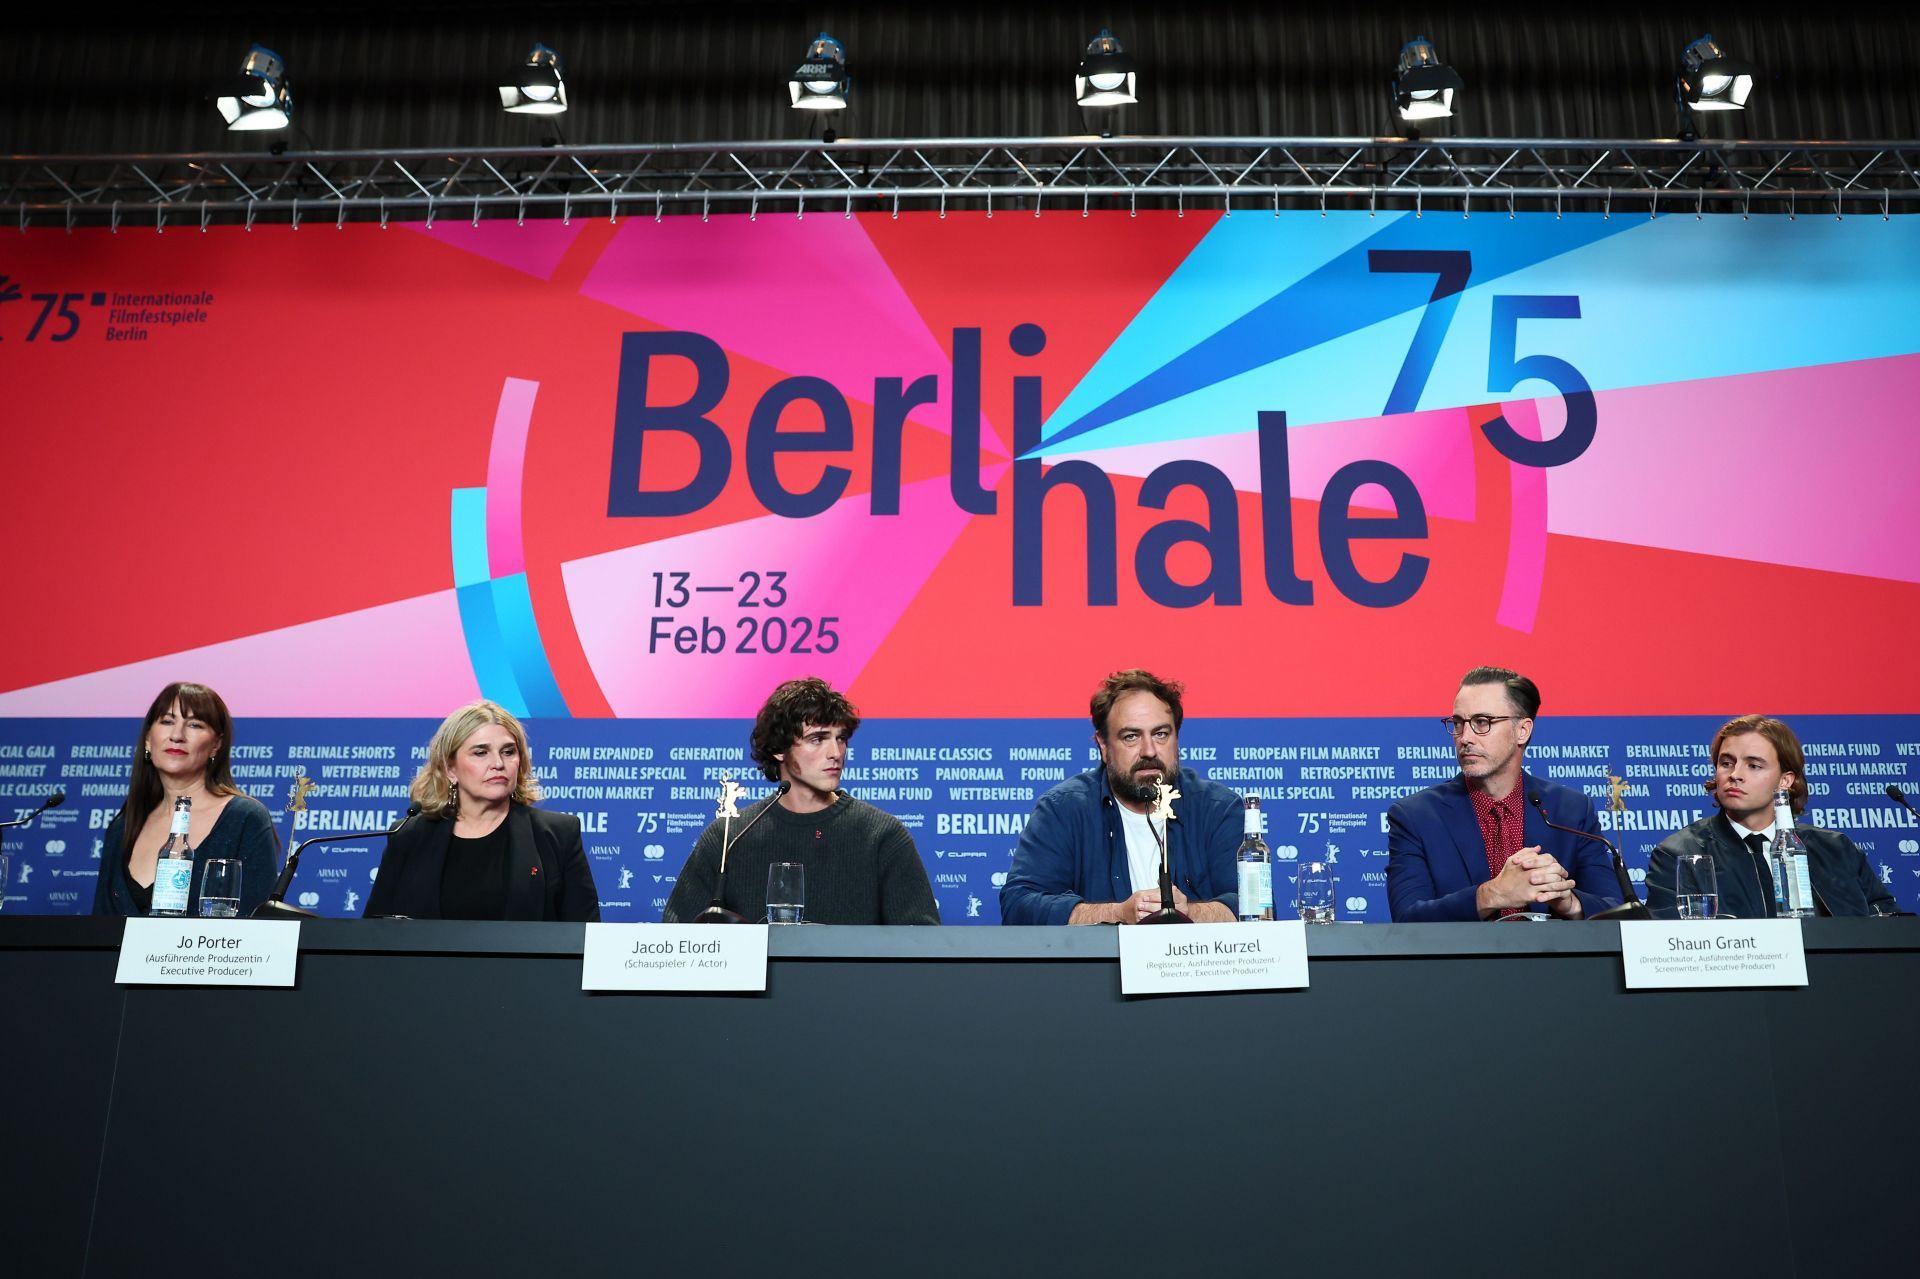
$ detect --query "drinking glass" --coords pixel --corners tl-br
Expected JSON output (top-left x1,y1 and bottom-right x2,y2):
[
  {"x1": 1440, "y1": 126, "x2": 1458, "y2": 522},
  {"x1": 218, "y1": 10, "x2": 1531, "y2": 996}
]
[
  {"x1": 1295, "y1": 861, "x2": 1336, "y2": 924},
  {"x1": 1675, "y1": 850, "x2": 1718, "y2": 920},
  {"x1": 766, "y1": 862, "x2": 805, "y2": 924},
  {"x1": 199, "y1": 858, "x2": 243, "y2": 918}
]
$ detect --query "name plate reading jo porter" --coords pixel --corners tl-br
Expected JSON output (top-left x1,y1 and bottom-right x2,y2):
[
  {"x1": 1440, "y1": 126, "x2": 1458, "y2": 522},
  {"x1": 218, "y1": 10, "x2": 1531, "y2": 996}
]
[
  {"x1": 582, "y1": 923, "x2": 770, "y2": 992},
  {"x1": 1118, "y1": 921, "x2": 1310, "y2": 996},
  {"x1": 1620, "y1": 919, "x2": 1808, "y2": 990},
  {"x1": 115, "y1": 918, "x2": 300, "y2": 987}
]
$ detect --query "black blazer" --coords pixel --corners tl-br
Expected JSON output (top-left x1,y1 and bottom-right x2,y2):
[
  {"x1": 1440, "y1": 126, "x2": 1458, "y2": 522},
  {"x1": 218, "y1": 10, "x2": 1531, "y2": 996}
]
[
  {"x1": 1646, "y1": 813, "x2": 1899, "y2": 918},
  {"x1": 363, "y1": 804, "x2": 601, "y2": 922}
]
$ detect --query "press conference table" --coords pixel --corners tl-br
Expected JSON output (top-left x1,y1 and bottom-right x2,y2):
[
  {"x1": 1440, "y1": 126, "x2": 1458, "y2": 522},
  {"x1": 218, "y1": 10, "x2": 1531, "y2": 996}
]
[{"x1": 4, "y1": 918, "x2": 1915, "y2": 1278}]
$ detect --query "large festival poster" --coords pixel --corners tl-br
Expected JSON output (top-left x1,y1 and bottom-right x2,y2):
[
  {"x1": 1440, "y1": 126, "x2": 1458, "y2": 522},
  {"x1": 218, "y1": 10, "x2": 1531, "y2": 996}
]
[{"x1": 4, "y1": 210, "x2": 1917, "y2": 919}]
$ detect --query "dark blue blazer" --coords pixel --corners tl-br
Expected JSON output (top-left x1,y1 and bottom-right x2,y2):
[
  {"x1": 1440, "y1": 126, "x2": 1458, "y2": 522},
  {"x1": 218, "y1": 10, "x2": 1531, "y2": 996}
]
[
  {"x1": 1645, "y1": 814, "x2": 1899, "y2": 918},
  {"x1": 1386, "y1": 772, "x2": 1620, "y2": 922}
]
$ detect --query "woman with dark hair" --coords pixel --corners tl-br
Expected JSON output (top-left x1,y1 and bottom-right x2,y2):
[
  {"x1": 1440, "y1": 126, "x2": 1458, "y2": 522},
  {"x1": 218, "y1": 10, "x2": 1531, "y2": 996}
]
[
  {"x1": 363, "y1": 700, "x2": 599, "y2": 921},
  {"x1": 91, "y1": 681, "x2": 280, "y2": 917}
]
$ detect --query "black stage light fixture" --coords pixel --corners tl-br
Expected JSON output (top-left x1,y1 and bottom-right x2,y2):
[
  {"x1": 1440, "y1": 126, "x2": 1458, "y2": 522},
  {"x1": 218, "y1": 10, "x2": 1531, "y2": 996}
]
[
  {"x1": 789, "y1": 33, "x2": 849, "y2": 112},
  {"x1": 1677, "y1": 34, "x2": 1754, "y2": 112},
  {"x1": 213, "y1": 44, "x2": 292, "y2": 132},
  {"x1": 1393, "y1": 37, "x2": 1463, "y2": 125},
  {"x1": 500, "y1": 44, "x2": 568, "y2": 115},
  {"x1": 1076, "y1": 29, "x2": 1137, "y2": 107}
]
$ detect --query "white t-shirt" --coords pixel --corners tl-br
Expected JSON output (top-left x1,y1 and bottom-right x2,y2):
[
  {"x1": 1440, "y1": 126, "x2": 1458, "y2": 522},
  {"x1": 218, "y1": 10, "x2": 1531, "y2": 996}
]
[{"x1": 1117, "y1": 803, "x2": 1166, "y2": 894}]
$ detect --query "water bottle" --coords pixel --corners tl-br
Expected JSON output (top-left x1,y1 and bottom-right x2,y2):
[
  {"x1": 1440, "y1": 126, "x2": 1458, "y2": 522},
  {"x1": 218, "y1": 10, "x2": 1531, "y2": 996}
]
[
  {"x1": 150, "y1": 796, "x2": 195, "y2": 916},
  {"x1": 1235, "y1": 796, "x2": 1273, "y2": 921},
  {"x1": 1769, "y1": 788, "x2": 1815, "y2": 918}
]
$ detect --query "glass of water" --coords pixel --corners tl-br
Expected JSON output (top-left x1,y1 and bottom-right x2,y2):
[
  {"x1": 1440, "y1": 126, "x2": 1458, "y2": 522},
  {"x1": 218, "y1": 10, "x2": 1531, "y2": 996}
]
[
  {"x1": 766, "y1": 862, "x2": 804, "y2": 924},
  {"x1": 199, "y1": 859, "x2": 243, "y2": 918},
  {"x1": 1295, "y1": 861, "x2": 1336, "y2": 923},
  {"x1": 1675, "y1": 850, "x2": 1718, "y2": 920}
]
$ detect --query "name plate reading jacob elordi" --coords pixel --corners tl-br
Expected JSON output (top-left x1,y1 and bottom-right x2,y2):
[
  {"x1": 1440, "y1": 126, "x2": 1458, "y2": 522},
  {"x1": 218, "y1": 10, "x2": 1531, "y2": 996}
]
[
  {"x1": 582, "y1": 924, "x2": 769, "y2": 992},
  {"x1": 1620, "y1": 919, "x2": 1808, "y2": 990},
  {"x1": 114, "y1": 918, "x2": 300, "y2": 987},
  {"x1": 1118, "y1": 921, "x2": 1309, "y2": 996}
]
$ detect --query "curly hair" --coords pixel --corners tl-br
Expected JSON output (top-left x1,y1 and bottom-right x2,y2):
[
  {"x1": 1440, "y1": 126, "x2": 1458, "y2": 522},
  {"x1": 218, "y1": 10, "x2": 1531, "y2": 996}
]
[
  {"x1": 1089, "y1": 669, "x2": 1185, "y2": 738},
  {"x1": 750, "y1": 677, "x2": 861, "y2": 782}
]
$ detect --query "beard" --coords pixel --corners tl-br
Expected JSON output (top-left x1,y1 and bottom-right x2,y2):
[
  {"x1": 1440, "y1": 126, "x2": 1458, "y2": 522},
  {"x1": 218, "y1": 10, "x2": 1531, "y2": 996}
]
[{"x1": 1108, "y1": 759, "x2": 1170, "y2": 805}]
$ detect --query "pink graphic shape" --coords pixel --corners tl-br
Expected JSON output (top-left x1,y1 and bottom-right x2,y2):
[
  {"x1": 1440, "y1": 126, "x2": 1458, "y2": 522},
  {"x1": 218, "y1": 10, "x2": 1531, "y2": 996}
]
[
  {"x1": 1492, "y1": 400, "x2": 1548, "y2": 633},
  {"x1": 562, "y1": 477, "x2": 973, "y2": 716},
  {"x1": 1046, "y1": 407, "x2": 1479, "y2": 521},
  {"x1": 578, "y1": 216, "x2": 1006, "y2": 454},
  {"x1": 486, "y1": 377, "x2": 538, "y2": 578},
  {"x1": 0, "y1": 592, "x2": 480, "y2": 717},
  {"x1": 403, "y1": 219, "x2": 587, "y2": 282},
  {"x1": 1548, "y1": 354, "x2": 1920, "y2": 584}
]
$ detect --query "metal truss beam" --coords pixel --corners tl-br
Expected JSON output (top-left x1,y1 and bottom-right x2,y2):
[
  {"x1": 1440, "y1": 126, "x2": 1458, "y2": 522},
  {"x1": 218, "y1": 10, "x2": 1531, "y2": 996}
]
[{"x1": 5, "y1": 137, "x2": 1919, "y2": 229}]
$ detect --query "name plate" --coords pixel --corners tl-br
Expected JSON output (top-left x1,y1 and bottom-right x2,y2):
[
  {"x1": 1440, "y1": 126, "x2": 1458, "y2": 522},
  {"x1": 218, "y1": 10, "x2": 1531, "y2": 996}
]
[
  {"x1": 582, "y1": 924, "x2": 769, "y2": 992},
  {"x1": 115, "y1": 918, "x2": 300, "y2": 987},
  {"x1": 1620, "y1": 919, "x2": 1808, "y2": 990},
  {"x1": 1118, "y1": 921, "x2": 1309, "y2": 996}
]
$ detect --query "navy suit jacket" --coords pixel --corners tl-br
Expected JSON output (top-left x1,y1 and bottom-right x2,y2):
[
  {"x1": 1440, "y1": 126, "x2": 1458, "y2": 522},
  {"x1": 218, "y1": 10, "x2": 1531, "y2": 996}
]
[{"x1": 1386, "y1": 772, "x2": 1620, "y2": 922}]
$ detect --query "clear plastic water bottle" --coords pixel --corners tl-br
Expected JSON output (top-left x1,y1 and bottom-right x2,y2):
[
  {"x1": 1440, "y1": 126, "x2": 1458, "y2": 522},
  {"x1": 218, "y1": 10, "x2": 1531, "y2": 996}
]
[
  {"x1": 1235, "y1": 796, "x2": 1273, "y2": 921},
  {"x1": 1769, "y1": 788, "x2": 1815, "y2": 917},
  {"x1": 150, "y1": 796, "x2": 195, "y2": 916}
]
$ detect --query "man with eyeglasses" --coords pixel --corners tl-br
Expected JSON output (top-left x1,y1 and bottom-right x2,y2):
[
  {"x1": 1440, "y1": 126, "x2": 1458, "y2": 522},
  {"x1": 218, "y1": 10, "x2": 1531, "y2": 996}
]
[
  {"x1": 663, "y1": 676, "x2": 940, "y2": 924},
  {"x1": 1000, "y1": 669, "x2": 1242, "y2": 924},
  {"x1": 1386, "y1": 666, "x2": 1620, "y2": 921}
]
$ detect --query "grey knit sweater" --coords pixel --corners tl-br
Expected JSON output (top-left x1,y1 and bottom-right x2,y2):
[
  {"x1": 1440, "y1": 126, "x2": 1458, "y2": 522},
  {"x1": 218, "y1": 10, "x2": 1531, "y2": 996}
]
[{"x1": 661, "y1": 792, "x2": 941, "y2": 925}]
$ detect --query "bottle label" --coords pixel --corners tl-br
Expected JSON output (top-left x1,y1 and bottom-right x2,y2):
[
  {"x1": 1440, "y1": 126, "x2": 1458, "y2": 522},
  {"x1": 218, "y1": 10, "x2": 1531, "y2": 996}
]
[
  {"x1": 1789, "y1": 854, "x2": 1815, "y2": 913},
  {"x1": 1237, "y1": 859, "x2": 1274, "y2": 920},
  {"x1": 151, "y1": 858, "x2": 194, "y2": 914}
]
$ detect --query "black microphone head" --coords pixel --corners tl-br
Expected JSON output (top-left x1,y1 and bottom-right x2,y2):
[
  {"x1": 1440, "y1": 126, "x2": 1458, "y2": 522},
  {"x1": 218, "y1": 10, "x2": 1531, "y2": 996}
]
[
  {"x1": 1527, "y1": 791, "x2": 1544, "y2": 809},
  {"x1": 46, "y1": 791, "x2": 65, "y2": 808},
  {"x1": 1888, "y1": 785, "x2": 1907, "y2": 804},
  {"x1": 777, "y1": 781, "x2": 792, "y2": 794},
  {"x1": 406, "y1": 802, "x2": 422, "y2": 816}
]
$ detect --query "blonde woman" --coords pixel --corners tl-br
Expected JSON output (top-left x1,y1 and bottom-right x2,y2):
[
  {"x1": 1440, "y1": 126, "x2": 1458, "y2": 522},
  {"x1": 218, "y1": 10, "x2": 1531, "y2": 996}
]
[{"x1": 364, "y1": 700, "x2": 599, "y2": 921}]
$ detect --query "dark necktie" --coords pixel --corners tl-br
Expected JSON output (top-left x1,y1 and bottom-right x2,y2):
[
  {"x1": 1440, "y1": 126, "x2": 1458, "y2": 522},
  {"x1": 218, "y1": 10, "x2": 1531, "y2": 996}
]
[{"x1": 1744, "y1": 832, "x2": 1776, "y2": 918}]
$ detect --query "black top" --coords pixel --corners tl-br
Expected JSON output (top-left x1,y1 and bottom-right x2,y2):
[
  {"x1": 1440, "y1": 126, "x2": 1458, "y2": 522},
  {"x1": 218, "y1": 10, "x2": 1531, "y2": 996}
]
[
  {"x1": 91, "y1": 794, "x2": 281, "y2": 918},
  {"x1": 126, "y1": 871, "x2": 153, "y2": 915},
  {"x1": 440, "y1": 822, "x2": 511, "y2": 920},
  {"x1": 363, "y1": 804, "x2": 600, "y2": 922}
]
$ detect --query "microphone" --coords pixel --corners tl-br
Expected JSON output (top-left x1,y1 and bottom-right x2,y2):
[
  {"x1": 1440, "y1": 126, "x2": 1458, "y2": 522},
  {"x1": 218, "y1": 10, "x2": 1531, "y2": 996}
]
[
  {"x1": 252, "y1": 803, "x2": 421, "y2": 920},
  {"x1": 1527, "y1": 792, "x2": 1651, "y2": 922},
  {"x1": 695, "y1": 782, "x2": 790, "y2": 924},
  {"x1": 0, "y1": 790, "x2": 65, "y2": 830},
  {"x1": 1887, "y1": 785, "x2": 1920, "y2": 824}
]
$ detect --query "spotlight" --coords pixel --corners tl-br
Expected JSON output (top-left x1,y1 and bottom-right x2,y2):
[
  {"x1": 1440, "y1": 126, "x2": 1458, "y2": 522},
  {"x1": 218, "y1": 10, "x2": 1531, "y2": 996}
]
[
  {"x1": 213, "y1": 44, "x2": 292, "y2": 132},
  {"x1": 500, "y1": 44, "x2": 567, "y2": 115},
  {"x1": 1392, "y1": 37, "x2": 1462, "y2": 124},
  {"x1": 789, "y1": 33, "x2": 848, "y2": 111},
  {"x1": 1076, "y1": 29, "x2": 1136, "y2": 107},
  {"x1": 1678, "y1": 34, "x2": 1753, "y2": 112}
]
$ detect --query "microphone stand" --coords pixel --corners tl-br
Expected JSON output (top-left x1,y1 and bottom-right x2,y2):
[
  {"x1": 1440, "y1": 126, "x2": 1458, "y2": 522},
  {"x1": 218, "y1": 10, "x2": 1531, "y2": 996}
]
[
  {"x1": 1136, "y1": 780, "x2": 1191, "y2": 925},
  {"x1": 0, "y1": 792, "x2": 64, "y2": 895},
  {"x1": 253, "y1": 805, "x2": 420, "y2": 920},
  {"x1": 695, "y1": 781, "x2": 789, "y2": 924},
  {"x1": 1527, "y1": 792, "x2": 1651, "y2": 921}
]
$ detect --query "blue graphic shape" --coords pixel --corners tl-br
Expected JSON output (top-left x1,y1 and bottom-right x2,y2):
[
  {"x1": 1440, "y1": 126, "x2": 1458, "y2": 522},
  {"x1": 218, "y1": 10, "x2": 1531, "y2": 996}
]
[
  {"x1": 449, "y1": 487, "x2": 569, "y2": 718},
  {"x1": 1036, "y1": 211, "x2": 1639, "y2": 454}
]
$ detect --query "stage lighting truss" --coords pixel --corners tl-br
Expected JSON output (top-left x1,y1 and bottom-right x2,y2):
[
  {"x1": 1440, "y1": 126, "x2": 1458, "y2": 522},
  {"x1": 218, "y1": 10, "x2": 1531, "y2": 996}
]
[{"x1": 6, "y1": 137, "x2": 1919, "y2": 230}]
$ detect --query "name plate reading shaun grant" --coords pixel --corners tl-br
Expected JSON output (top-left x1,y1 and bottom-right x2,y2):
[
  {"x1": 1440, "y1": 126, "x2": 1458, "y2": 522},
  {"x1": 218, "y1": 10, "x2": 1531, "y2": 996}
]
[
  {"x1": 115, "y1": 918, "x2": 300, "y2": 987},
  {"x1": 1620, "y1": 919, "x2": 1808, "y2": 990},
  {"x1": 1118, "y1": 921, "x2": 1309, "y2": 996},
  {"x1": 582, "y1": 924, "x2": 769, "y2": 992}
]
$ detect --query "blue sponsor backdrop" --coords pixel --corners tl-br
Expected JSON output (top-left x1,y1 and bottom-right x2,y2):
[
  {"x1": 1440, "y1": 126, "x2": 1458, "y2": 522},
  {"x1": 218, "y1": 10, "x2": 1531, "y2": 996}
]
[{"x1": 4, "y1": 716, "x2": 1918, "y2": 920}]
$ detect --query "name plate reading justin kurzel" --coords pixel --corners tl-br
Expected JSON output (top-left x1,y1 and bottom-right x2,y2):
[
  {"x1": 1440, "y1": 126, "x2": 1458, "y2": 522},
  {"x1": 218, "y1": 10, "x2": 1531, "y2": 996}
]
[
  {"x1": 1118, "y1": 921, "x2": 1310, "y2": 996},
  {"x1": 1620, "y1": 919, "x2": 1808, "y2": 990},
  {"x1": 582, "y1": 923, "x2": 770, "y2": 992}
]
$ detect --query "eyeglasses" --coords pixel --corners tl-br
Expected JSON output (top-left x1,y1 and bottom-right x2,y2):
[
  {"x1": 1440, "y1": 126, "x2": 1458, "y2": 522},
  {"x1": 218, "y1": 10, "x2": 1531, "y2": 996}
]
[{"x1": 1440, "y1": 715, "x2": 1518, "y2": 737}]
